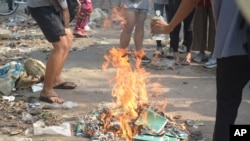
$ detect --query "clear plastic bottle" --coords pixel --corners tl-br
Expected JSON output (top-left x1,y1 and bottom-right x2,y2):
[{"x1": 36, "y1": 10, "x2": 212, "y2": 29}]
[
  {"x1": 152, "y1": 10, "x2": 166, "y2": 41},
  {"x1": 51, "y1": 101, "x2": 78, "y2": 109}
]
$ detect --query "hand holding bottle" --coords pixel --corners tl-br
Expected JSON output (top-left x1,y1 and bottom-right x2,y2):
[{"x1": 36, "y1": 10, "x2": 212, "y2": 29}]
[
  {"x1": 151, "y1": 12, "x2": 174, "y2": 35},
  {"x1": 151, "y1": 10, "x2": 166, "y2": 40}
]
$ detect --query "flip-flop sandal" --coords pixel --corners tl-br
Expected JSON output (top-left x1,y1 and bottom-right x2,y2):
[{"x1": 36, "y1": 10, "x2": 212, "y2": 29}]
[
  {"x1": 53, "y1": 82, "x2": 77, "y2": 89},
  {"x1": 181, "y1": 58, "x2": 191, "y2": 65},
  {"x1": 39, "y1": 96, "x2": 64, "y2": 104}
]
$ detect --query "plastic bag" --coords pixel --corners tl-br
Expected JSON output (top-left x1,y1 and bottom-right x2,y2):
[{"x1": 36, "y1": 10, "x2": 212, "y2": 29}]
[
  {"x1": 0, "y1": 61, "x2": 23, "y2": 95},
  {"x1": 33, "y1": 120, "x2": 71, "y2": 136}
]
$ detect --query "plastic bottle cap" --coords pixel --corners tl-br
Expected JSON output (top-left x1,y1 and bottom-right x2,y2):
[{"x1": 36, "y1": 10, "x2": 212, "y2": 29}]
[{"x1": 156, "y1": 10, "x2": 161, "y2": 16}]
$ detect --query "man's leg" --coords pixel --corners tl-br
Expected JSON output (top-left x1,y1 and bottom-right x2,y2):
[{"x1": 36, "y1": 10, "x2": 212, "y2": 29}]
[
  {"x1": 134, "y1": 11, "x2": 147, "y2": 51},
  {"x1": 119, "y1": 10, "x2": 135, "y2": 49},
  {"x1": 54, "y1": 28, "x2": 73, "y2": 86},
  {"x1": 29, "y1": 6, "x2": 74, "y2": 103},
  {"x1": 213, "y1": 56, "x2": 250, "y2": 141},
  {"x1": 41, "y1": 33, "x2": 72, "y2": 103},
  {"x1": 181, "y1": 7, "x2": 195, "y2": 65}
]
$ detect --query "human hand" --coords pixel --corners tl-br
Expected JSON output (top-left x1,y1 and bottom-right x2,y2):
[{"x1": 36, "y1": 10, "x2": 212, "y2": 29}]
[{"x1": 151, "y1": 18, "x2": 174, "y2": 35}]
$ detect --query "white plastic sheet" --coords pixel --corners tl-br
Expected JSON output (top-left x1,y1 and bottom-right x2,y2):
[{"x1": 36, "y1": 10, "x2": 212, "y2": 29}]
[{"x1": 33, "y1": 120, "x2": 71, "y2": 136}]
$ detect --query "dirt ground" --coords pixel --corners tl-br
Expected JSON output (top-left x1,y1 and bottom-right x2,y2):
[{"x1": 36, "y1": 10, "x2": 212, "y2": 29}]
[{"x1": 1, "y1": 1, "x2": 250, "y2": 141}]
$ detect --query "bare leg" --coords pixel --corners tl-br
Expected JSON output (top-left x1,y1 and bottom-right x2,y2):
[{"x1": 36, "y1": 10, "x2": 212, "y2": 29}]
[
  {"x1": 54, "y1": 28, "x2": 73, "y2": 86},
  {"x1": 134, "y1": 12, "x2": 147, "y2": 51},
  {"x1": 174, "y1": 52, "x2": 180, "y2": 64},
  {"x1": 40, "y1": 29, "x2": 72, "y2": 103},
  {"x1": 182, "y1": 52, "x2": 192, "y2": 65},
  {"x1": 119, "y1": 10, "x2": 136, "y2": 49}
]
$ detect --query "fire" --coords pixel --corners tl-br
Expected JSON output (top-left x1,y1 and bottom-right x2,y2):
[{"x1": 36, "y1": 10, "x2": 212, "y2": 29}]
[
  {"x1": 103, "y1": 5, "x2": 126, "y2": 29},
  {"x1": 102, "y1": 47, "x2": 149, "y2": 140}
]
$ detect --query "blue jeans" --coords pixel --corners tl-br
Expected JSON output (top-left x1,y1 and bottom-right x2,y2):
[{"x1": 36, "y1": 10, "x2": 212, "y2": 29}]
[{"x1": 168, "y1": 0, "x2": 195, "y2": 52}]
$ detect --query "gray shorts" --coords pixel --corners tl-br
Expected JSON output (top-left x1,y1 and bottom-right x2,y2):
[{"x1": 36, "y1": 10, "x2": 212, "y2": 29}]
[{"x1": 29, "y1": 6, "x2": 66, "y2": 42}]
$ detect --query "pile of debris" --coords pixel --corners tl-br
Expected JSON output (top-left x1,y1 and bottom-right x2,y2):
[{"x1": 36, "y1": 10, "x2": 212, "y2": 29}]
[
  {"x1": 0, "y1": 95, "x2": 66, "y2": 136},
  {"x1": 75, "y1": 106, "x2": 189, "y2": 141},
  {"x1": 0, "y1": 58, "x2": 45, "y2": 96}
]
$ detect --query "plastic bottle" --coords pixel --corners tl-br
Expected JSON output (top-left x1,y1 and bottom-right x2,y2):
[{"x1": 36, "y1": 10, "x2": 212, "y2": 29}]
[
  {"x1": 62, "y1": 101, "x2": 78, "y2": 109},
  {"x1": 152, "y1": 10, "x2": 166, "y2": 41}
]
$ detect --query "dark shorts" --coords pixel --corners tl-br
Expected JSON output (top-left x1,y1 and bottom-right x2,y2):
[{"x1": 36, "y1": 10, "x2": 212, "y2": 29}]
[{"x1": 28, "y1": 6, "x2": 66, "y2": 42}]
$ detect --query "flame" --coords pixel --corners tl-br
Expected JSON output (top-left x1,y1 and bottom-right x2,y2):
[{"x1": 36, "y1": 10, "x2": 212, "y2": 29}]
[
  {"x1": 103, "y1": 5, "x2": 126, "y2": 29},
  {"x1": 103, "y1": 47, "x2": 149, "y2": 140}
]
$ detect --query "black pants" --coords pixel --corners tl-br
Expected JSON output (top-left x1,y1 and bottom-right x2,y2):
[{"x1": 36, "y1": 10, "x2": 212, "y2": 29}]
[
  {"x1": 213, "y1": 55, "x2": 250, "y2": 141},
  {"x1": 8, "y1": 0, "x2": 13, "y2": 10},
  {"x1": 168, "y1": 0, "x2": 195, "y2": 52}
]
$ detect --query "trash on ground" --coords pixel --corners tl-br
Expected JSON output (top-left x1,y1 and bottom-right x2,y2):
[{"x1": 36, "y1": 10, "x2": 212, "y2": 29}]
[
  {"x1": 31, "y1": 83, "x2": 43, "y2": 92},
  {"x1": 0, "y1": 61, "x2": 23, "y2": 95},
  {"x1": 24, "y1": 58, "x2": 45, "y2": 81},
  {"x1": 186, "y1": 119, "x2": 205, "y2": 126},
  {"x1": 74, "y1": 106, "x2": 189, "y2": 141},
  {"x1": 42, "y1": 101, "x2": 78, "y2": 109},
  {"x1": 149, "y1": 58, "x2": 176, "y2": 70},
  {"x1": 33, "y1": 120, "x2": 71, "y2": 136},
  {"x1": 2, "y1": 96, "x2": 15, "y2": 102}
]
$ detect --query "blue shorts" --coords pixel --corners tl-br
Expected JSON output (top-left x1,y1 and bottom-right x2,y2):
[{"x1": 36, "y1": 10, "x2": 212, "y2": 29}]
[{"x1": 29, "y1": 6, "x2": 66, "y2": 42}]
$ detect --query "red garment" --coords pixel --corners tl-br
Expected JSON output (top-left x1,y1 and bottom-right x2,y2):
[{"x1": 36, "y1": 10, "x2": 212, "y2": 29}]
[
  {"x1": 77, "y1": 0, "x2": 93, "y2": 18},
  {"x1": 74, "y1": 0, "x2": 93, "y2": 32},
  {"x1": 197, "y1": 0, "x2": 211, "y2": 7}
]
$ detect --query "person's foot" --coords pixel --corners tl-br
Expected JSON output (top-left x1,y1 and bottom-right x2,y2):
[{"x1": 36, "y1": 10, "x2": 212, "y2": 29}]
[
  {"x1": 73, "y1": 30, "x2": 89, "y2": 38},
  {"x1": 53, "y1": 77, "x2": 77, "y2": 89},
  {"x1": 153, "y1": 47, "x2": 164, "y2": 58},
  {"x1": 166, "y1": 48, "x2": 174, "y2": 58},
  {"x1": 178, "y1": 45, "x2": 187, "y2": 53},
  {"x1": 174, "y1": 52, "x2": 180, "y2": 65},
  {"x1": 193, "y1": 52, "x2": 207, "y2": 63},
  {"x1": 39, "y1": 90, "x2": 64, "y2": 104},
  {"x1": 204, "y1": 58, "x2": 217, "y2": 68},
  {"x1": 53, "y1": 82, "x2": 77, "y2": 89},
  {"x1": 84, "y1": 25, "x2": 91, "y2": 31},
  {"x1": 133, "y1": 50, "x2": 151, "y2": 63},
  {"x1": 141, "y1": 55, "x2": 151, "y2": 63},
  {"x1": 182, "y1": 53, "x2": 191, "y2": 65}
]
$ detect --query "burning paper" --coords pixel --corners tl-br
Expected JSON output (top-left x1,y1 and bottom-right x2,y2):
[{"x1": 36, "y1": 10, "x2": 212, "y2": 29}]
[{"x1": 76, "y1": 48, "x2": 189, "y2": 141}]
